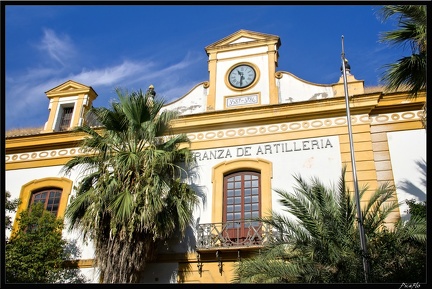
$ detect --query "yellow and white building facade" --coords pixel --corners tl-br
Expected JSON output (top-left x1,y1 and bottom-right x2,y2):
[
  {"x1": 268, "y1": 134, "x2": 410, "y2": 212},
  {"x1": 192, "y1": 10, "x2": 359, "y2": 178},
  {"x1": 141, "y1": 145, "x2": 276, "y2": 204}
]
[{"x1": 5, "y1": 30, "x2": 426, "y2": 283}]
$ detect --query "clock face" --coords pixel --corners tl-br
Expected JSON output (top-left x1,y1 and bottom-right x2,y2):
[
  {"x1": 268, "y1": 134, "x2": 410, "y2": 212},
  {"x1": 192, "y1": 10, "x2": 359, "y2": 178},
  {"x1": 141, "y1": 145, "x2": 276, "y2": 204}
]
[{"x1": 228, "y1": 64, "x2": 256, "y2": 89}]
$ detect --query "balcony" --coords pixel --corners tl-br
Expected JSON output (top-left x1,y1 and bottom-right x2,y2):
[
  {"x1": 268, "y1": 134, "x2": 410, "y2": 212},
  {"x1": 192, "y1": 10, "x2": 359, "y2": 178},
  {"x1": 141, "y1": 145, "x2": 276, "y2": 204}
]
[{"x1": 196, "y1": 220, "x2": 274, "y2": 251}]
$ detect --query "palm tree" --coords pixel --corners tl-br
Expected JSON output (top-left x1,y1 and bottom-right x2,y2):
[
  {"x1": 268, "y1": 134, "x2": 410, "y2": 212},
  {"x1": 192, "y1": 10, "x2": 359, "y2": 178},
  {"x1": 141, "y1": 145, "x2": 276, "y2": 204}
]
[
  {"x1": 378, "y1": 5, "x2": 427, "y2": 97},
  {"x1": 233, "y1": 167, "x2": 426, "y2": 283},
  {"x1": 61, "y1": 87, "x2": 198, "y2": 283}
]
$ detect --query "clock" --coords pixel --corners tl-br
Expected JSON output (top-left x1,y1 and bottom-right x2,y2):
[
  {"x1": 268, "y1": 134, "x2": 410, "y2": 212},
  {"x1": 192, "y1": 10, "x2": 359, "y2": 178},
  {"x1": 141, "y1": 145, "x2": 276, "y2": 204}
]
[{"x1": 228, "y1": 64, "x2": 256, "y2": 89}]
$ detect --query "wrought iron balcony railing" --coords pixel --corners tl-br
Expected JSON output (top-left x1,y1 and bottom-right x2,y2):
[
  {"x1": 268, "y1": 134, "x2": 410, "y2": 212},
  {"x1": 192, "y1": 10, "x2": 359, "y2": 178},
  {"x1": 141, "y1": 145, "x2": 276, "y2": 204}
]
[{"x1": 196, "y1": 220, "x2": 274, "y2": 250}]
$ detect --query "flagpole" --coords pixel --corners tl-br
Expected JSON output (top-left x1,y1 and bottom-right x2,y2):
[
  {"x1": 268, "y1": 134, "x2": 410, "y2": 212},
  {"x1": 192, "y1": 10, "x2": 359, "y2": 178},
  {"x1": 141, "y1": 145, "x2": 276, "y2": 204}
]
[{"x1": 341, "y1": 35, "x2": 369, "y2": 283}]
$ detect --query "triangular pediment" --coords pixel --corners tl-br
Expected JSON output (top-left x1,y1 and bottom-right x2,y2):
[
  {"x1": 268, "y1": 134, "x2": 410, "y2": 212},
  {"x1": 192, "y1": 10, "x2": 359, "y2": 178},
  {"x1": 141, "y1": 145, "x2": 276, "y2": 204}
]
[
  {"x1": 45, "y1": 80, "x2": 97, "y2": 98},
  {"x1": 45, "y1": 80, "x2": 90, "y2": 94},
  {"x1": 205, "y1": 29, "x2": 280, "y2": 52}
]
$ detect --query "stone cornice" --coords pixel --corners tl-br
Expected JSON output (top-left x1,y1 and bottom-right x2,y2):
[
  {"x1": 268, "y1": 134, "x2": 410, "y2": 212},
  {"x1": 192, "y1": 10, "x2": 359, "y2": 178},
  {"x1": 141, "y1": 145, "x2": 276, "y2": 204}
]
[
  {"x1": 371, "y1": 91, "x2": 426, "y2": 114},
  {"x1": 5, "y1": 128, "x2": 103, "y2": 154}
]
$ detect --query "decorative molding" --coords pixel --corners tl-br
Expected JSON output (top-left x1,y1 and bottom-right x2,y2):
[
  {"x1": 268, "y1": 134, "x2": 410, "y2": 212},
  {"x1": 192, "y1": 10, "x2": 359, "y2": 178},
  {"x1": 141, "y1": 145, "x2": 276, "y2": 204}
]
[
  {"x1": 369, "y1": 111, "x2": 423, "y2": 124},
  {"x1": 187, "y1": 115, "x2": 368, "y2": 142},
  {"x1": 6, "y1": 147, "x2": 84, "y2": 164}
]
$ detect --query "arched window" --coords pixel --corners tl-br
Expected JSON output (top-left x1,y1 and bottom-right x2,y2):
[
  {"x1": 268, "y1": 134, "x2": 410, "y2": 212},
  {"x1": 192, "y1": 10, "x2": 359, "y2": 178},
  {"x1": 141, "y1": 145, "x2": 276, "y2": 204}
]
[
  {"x1": 212, "y1": 158, "x2": 272, "y2": 225},
  {"x1": 223, "y1": 171, "x2": 261, "y2": 241},
  {"x1": 12, "y1": 177, "x2": 73, "y2": 236},
  {"x1": 30, "y1": 188, "x2": 63, "y2": 216}
]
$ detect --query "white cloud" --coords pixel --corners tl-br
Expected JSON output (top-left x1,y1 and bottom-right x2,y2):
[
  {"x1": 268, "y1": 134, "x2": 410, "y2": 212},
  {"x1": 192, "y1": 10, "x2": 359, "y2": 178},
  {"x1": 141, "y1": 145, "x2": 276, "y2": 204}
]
[
  {"x1": 5, "y1": 54, "x2": 204, "y2": 129},
  {"x1": 38, "y1": 28, "x2": 75, "y2": 66},
  {"x1": 72, "y1": 60, "x2": 155, "y2": 87},
  {"x1": 6, "y1": 60, "x2": 153, "y2": 118},
  {"x1": 6, "y1": 25, "x2": 205, "y2": 130}
]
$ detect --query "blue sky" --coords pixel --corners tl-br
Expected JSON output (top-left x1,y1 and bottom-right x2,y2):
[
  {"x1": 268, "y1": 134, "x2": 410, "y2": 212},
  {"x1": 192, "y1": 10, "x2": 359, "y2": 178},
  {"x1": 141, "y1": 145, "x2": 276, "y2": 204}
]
[{"x1": 4, "y1": 4, "x2": 408, "y2": 131}]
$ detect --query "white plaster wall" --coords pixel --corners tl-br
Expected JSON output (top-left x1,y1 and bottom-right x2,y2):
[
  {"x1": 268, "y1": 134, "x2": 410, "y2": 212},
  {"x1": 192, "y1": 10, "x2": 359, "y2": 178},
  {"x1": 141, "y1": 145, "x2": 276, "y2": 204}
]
[
  {"x1": 5, "y1": 165, "x2": 96, "y2": 260},
  {"x1": 230, "y1": 36, "x2": 256, "y2": 44},
  {"x1": 387, "y1": 129, "x2": 426, "y2": 219},
  {"x1": 215, "y1": 54, "x2": 270, "y2": 110},
  {"x1": 79, "y1": 267, "x2": 100, "y2": 283},
  {"x1": 277, "y1": 72, "x2": 334, "y2": 103},
  {"x1": 4, "y1": 136, "x2": 344, "y2": 269},
  {"x1": 162, "y1": 83, "x2": 207, "y2": 115},
  {"x1": 5, "y1": 165, "x2": 66, "y2": 239},
  {"x1": 6, "y1": 127, "x2": 424, "y2": 280},
  {"x1": 217, "y1": 46, "x2": 267, "y2": 60},
  {"x1": 189, "y1": 135, "x2": 342, "y2": 224}
]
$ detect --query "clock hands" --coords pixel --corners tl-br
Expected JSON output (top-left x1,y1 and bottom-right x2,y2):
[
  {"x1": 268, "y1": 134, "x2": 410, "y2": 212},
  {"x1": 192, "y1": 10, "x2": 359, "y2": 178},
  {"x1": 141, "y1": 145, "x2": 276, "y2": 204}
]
[
  {"x1": 237, "y1": 70, "x2": 244, "y2": 86},
  {"x1": 230, "y1": 65, "x2": 254, "y2": 88}
]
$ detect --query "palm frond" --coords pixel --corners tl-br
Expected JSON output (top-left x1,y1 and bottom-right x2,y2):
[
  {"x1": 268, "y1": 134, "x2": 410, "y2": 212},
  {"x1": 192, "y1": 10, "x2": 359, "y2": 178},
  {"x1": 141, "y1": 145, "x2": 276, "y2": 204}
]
[
  {"x1": 378, "y1": 5, "x2": 427, "y2": 98},
  {"x1": 380, "y1": 54, "x2": 427, "y2": 97}
]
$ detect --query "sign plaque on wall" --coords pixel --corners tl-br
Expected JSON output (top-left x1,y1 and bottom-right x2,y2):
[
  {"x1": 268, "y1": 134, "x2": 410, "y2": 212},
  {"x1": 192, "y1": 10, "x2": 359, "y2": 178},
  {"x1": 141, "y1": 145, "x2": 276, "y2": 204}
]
[{"x1": 226, "y1": 94, "x2": 259, "y2": 107}]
